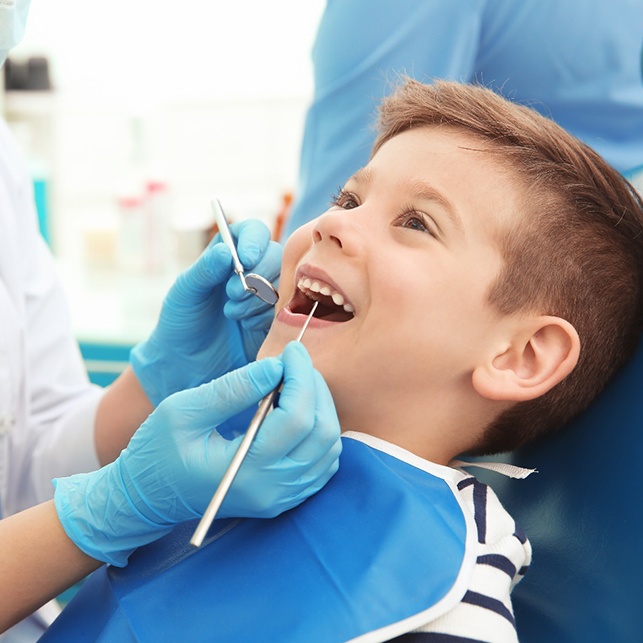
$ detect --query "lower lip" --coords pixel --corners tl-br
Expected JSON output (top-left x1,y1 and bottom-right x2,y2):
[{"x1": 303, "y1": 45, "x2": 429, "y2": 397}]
[{"x1": 276, "y1": 306, "x2": 345, "y2": 330}]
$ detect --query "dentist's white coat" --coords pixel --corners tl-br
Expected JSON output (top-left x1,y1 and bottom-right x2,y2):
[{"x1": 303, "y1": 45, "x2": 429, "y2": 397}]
[{"x1": 0, "y1": 119, "x2": 104, "y2": 642}]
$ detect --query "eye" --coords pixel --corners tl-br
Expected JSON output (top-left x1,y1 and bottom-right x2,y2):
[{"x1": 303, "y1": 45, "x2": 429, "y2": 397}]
[
  {"x1": 330, "y1": 188, "x2": 360, "y2": 211},
  {"x1": 402, "y1": 215, "x2": 429, "y2": 232},
  {"x1": 394, "y1": 210, "x2": 438, "y2": 237}
]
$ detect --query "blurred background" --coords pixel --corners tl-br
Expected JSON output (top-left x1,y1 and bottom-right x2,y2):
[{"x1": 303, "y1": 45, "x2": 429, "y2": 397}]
[{"x1": 3, "y1": 0, "x2": 323, "y2": 380}]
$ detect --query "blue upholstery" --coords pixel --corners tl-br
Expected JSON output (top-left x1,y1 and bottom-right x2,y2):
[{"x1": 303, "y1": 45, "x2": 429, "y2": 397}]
[{"x1": 489, "y1": 337, "x2": 643, "y2": 642}]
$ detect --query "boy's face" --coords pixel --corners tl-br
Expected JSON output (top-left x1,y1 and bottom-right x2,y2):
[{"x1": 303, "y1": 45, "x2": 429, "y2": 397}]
[{"x1": 259, "y1": 126, "x2": 522, "y2": 451}]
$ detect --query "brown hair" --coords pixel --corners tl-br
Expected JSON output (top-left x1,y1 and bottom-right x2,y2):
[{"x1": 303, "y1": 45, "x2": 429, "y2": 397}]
[{"x1": 374, "y1": 78, "x2": 643, "y2": 454}]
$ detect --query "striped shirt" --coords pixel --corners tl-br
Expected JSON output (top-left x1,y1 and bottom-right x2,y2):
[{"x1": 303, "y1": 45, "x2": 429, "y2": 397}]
[{"x1": 389, "y1": 472, "x2": 531, "y2": 643}]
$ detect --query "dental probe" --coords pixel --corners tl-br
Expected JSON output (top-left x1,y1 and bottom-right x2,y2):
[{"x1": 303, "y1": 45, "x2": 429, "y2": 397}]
[
  {"x1": 211, "y1": 198, "x2": 279, "y2": 306},
  {"x1": 190, "y1": 301, "x2": 319, "y2": 548}
]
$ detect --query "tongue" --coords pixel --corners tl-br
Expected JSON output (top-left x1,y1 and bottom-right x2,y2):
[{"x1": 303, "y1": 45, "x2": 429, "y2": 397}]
[
  {"x1": 313, "y1": 300, "x2": 354, "y2": 322},
  {"x1": 291, "y1": 290, "x2": 355, "y2": 322}
]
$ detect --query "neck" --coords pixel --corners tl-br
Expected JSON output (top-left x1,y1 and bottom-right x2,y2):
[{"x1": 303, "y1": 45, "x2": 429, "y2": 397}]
[{"x1": 335, "y1": 388, "x2": 505, "y2": 465}]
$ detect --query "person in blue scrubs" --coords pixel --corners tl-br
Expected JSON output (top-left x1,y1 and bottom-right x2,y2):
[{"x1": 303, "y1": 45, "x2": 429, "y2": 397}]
[{"x1": 284, "y1": 0, "x2": 643, "y2": 237}]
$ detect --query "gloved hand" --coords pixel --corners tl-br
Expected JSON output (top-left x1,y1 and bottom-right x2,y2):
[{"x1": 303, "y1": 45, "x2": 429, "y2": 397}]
[
  {"x1": 130, "y1": 218, "x2": 282, "y2": 406},
  {"x1": 54, "y1": 342, "x2": 342, "y2": 567}
]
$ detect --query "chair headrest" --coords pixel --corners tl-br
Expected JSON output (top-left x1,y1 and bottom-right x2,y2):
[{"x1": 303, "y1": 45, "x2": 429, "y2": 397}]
[{"x1": 490, "y1": 337, "x2": 643, "y2": 642}]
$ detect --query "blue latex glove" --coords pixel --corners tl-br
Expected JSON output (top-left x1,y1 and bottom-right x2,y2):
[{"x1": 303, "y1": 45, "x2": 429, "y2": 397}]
[
  {"x1": 130, "y1": 219, "x2": 282, "y2": 406},
  {"x1": 54, "y1": 343, "x2": 341, "y2": 567}
]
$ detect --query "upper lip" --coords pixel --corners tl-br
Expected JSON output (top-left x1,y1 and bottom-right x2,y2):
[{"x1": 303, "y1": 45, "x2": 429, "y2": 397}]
[{"x1": 294, "y1": 264, "x2": 355, "y2": 313}]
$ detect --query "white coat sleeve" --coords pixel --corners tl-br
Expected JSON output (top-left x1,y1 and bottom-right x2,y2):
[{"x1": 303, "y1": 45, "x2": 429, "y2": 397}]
[
  {"x1": 0, "y1": 119, "x2": 103, "y2": 516},
  {"x1": 20, "y1": 234, "x2": 104, "y2": 509}
]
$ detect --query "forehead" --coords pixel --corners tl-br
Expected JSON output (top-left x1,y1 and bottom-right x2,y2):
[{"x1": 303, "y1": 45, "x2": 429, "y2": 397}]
[{"x1": 369, "y1": 125, "x2": 517, "y2": 193}]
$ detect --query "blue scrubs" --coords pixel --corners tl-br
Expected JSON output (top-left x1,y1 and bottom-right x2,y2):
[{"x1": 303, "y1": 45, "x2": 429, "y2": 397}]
[{"x1": 285, "y1": 0, "x2": 643, "y2": 237}]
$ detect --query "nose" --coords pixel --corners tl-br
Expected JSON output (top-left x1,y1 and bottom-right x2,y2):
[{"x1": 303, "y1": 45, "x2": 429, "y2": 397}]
[{"x1": 311, "y1": 208, "x2": 363, "y2": 254}]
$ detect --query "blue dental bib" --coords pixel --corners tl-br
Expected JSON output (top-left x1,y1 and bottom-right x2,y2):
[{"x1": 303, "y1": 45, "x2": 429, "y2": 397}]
[{"x1": 42, "y1": 434, "x2": 475, "y2": 643}]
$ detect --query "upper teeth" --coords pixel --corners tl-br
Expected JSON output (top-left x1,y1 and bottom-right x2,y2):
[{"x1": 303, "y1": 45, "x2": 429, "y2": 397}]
[{"x1": 298, "y1": 277, "x2": 355, "y2": 314}]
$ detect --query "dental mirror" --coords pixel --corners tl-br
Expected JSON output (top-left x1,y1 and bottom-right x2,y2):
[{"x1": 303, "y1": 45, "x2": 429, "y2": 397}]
[{"x1": 211, "y1": 198, "x2": 279, "y2": 306}]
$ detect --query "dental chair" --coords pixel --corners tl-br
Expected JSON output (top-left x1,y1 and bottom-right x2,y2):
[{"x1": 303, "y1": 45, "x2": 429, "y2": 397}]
[{"x1": 489, "y1": 333, "x2": 643, "y2": 642}]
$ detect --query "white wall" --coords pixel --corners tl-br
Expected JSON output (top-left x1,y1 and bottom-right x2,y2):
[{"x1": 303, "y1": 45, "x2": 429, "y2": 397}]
[
  {"x1": 7, "y1": 0, "x2": 324, "y2": 264},
  {"x1": 15, "y1": 0, "x2": 323, "y2": 101}
]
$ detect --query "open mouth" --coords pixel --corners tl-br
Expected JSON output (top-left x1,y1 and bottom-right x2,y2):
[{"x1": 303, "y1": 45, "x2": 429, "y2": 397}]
[{"x1": 290, "y1": 276, "x2": 356, "y2": 323}]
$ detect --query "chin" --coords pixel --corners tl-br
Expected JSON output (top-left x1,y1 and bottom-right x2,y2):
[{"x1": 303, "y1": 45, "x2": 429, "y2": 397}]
[{"x1": 256, "y1": 331, "x2": 284, "y2": 361}]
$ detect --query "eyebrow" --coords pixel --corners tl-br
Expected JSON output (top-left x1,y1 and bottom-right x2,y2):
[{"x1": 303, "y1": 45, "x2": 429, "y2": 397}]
[{"x1": 348, "y1": 167, "x2": 464, "y2": 236}]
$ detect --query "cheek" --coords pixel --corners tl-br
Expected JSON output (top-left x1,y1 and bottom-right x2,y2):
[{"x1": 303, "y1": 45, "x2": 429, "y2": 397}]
[
  {"x1": 363, "y1": 272, "x2": 456, "y2": 363},
  {"x1": 371, "y1": 267, "x2": 433, "y2": 323},
  {"x1": 278, "y1": 224, "x2": 315, "y2": 296},
  {"x1": 257, "y1": 334, "x2": 279, "y2": 359}
]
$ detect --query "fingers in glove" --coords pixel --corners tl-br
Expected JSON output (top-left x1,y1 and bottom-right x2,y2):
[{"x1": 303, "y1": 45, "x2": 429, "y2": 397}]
[
  {"x1": 223, "y1": 289, "x2": 275, "y2": 320},
  {"x1": 168, "y1": 243, "x2": 233, "y2": 308},
  {"x1": 293, "y1": 441, "x2": 342, "y2": 494},
  {"x1": 160, "y1": 357, "x2": 284, "y2": 432},
  {"x1": 251, "y1": 342, "x2": 323, "y2": 462},
  {"x1": 233, "y1": 219, "x2": 272, "y2": 271},
  {"x1": 221, "y1": 307, "x2": 275, "y2": 339},
  {"x1": 225, "y1": 240, "x2": 282, "y2": 311},
  {"x1": 282, "y1": 369, "x2": 341, "y2": 466},
  {"x1": 245, "y1": 240, "x2": 282, "y2": 285}
]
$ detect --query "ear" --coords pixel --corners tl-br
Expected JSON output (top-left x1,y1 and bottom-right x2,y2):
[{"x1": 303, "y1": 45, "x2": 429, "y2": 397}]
[{"x1": 472, "y1": 316, "x2": 580, "y2": 402}]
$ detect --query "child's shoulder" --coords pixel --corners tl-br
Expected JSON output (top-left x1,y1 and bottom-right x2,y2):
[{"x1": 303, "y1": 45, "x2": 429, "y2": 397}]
[
  {"x1": 403, "y1": 469, "x2": 532, "y2": 642},
  {"x1": 451, "y1": 467, "x2": 532, "y2": 586}
]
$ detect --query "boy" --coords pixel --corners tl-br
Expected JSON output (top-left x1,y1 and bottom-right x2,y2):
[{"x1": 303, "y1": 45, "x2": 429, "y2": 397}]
[{"x1": 43, "y1": 80, "x2": 643, "y2": 642}]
